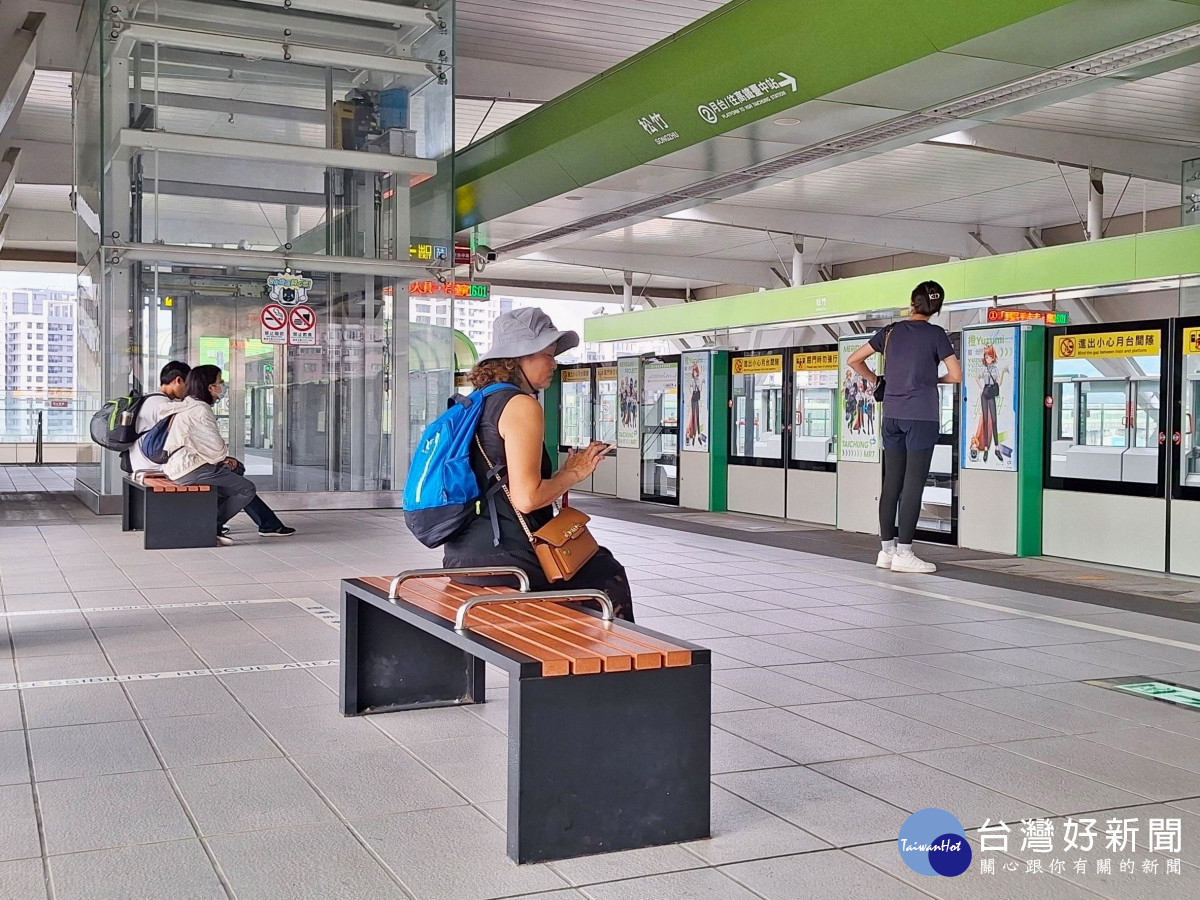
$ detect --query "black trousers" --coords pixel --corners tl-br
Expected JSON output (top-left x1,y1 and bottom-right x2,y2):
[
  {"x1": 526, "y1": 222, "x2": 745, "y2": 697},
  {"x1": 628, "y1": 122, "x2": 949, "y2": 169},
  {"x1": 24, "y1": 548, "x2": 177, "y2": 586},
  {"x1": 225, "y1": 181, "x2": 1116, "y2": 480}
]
[
  {"x1": 542, "y1": 546, "x2": 635, "y2": 623},
  {"x1": 450, "y1": 546, "x2": 635, "y2": 623}
]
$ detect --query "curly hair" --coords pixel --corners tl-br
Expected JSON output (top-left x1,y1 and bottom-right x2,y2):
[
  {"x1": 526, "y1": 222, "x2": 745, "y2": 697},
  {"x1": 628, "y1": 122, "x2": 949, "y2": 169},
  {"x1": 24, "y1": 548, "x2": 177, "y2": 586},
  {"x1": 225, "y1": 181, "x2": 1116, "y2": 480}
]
[{"x1": 469, "y1": 358, "x2": 522, "y2": 389}]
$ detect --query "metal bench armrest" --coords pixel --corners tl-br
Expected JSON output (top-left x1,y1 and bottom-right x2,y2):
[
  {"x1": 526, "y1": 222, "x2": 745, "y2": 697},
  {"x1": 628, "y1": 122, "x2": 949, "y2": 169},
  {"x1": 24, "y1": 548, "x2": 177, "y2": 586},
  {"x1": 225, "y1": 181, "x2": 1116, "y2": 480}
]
[
  {"x1": 455, "y1": 590, "x2": 614, "y2": 631},
  {"x1": 388, "y1": 566, "x2": 532, "y2": 600}
]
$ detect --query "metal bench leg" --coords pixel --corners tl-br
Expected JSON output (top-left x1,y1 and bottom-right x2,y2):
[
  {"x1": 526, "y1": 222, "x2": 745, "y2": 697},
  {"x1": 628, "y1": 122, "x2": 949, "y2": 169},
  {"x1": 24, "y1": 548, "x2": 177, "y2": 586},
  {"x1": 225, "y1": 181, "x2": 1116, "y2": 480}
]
[
  {"x1": 122, "y1": 480, "x2": 145, "y2": 533},
  {"x1": 141, "y1": 489, "x2": 218, "y2": 550},
  {"x1": 340, "y1": 586, "x2": 485, "y2": 716},
  {"x1": 508, "y1": 663, "x2": 711, "y2": 864}
]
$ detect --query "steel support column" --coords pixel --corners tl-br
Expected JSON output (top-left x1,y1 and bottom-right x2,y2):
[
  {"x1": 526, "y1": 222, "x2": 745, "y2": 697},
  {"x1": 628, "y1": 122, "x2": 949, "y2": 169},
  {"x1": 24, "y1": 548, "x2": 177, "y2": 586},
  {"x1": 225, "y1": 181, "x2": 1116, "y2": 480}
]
[
  {"x1": 1088, "y1": 167, "x2": 1104, "y2": 241},
  {"x1": 791, "y1": 238, "x2": 804, "y2": 287}
]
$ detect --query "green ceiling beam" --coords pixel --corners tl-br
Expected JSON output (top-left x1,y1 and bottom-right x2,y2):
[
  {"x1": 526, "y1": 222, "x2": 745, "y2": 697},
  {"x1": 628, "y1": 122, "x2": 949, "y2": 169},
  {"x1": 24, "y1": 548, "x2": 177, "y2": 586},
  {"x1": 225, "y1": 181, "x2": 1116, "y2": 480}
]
[
  {"x1": 583, "y1": 225, "x2": 1200, "y2": 342},
  {"x1": 454, "y1": 0, "x2": 1200, "y2": 230}
]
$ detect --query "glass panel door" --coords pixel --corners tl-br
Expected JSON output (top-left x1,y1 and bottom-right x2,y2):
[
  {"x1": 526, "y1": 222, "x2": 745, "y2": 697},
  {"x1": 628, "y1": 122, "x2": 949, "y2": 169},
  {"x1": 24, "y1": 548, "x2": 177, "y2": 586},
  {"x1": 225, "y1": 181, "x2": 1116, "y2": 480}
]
[
  {"x1": 641, "y1": 358, "x2": 679, "y2": 504},
  {"x1": 559, "y1": 368, "x2": 593, "y2": 450},
  {"x1": 151, "y1": 267, "x2": 399, "y2": 496},
  {"x1": 595, "y1": 367, "x2": 617, "y2": 447},
  {"x1": 1045, "y1": 323, "x2": 1166, "y2": 497},
  {"x1": 1183, "y1": 356, "x2": 1200, "y2": 488},
  {"x1": 914, "y1": 343, "x2": 960, "y2": 544}
]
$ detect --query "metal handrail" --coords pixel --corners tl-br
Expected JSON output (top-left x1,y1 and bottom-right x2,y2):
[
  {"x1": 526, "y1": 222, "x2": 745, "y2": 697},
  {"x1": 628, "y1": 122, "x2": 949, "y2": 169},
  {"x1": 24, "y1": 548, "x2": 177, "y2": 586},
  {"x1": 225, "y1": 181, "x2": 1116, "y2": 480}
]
[
  {"x1": 455, "y1": 589, "x2": 614, "y2": 631},
  {"x1": 388, "y1": 566, "x2": 532, "y2": 600}
]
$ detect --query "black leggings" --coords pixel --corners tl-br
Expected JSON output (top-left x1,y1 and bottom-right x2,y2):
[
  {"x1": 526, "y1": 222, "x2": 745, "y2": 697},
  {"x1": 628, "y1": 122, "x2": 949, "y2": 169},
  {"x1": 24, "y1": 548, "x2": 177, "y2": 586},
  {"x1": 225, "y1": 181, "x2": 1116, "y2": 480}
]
[
  {"x1": 880, "y1": 446, "x2": 935, "y2": 544},
  {"x1": 543, "y1": 547, "x2": 635, "y2": 623}
]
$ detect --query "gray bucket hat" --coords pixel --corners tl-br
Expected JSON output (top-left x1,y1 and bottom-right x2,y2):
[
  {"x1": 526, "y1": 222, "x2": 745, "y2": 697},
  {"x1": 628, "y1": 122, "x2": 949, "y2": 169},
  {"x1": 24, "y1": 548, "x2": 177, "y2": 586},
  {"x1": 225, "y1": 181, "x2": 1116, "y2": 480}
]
[{"x1": 479, "y1": 307, "x2": 579, "y2": 362}]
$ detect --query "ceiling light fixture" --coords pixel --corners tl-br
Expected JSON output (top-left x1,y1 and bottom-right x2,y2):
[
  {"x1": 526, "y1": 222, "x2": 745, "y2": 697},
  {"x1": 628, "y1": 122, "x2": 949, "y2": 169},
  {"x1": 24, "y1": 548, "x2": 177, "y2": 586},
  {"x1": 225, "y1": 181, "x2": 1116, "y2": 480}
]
[{"x1": 773, "y1": 117, "x2": 802, "y2": 126}]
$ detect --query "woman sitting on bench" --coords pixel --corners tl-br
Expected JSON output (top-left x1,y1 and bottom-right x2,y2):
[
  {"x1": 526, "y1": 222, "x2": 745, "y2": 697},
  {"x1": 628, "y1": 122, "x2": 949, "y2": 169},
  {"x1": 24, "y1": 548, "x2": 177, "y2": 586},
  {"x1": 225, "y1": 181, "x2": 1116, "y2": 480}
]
[
  {"x1": 444, "y1": 308, "x2": 635, "y2": 622},
  {"x1": 162, "y1": 365, "x2": 295, "y2": 546}
]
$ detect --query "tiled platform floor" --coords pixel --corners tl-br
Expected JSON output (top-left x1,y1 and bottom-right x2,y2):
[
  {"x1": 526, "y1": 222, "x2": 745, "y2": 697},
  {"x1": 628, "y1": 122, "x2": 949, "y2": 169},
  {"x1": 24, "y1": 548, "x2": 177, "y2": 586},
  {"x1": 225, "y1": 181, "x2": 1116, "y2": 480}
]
[
  {"x1": 0, "y1": 467, "x2": 76, "y2": 494},
  {"x1": 3, "y1": 509, "x2": 1200, "y2": 899}
]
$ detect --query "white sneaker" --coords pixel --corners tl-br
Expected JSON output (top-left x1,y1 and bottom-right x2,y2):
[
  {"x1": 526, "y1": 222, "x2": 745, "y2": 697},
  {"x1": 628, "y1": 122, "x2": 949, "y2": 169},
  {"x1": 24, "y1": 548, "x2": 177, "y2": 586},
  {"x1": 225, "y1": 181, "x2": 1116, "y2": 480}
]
[
  {"x1": 217, "y1": 535, "x2": 234, "y2": 547},
  {"x1": 891, "y1": 552, "x2": 936, "y2": 574},
  {"x1": 876, "y1": 550, "x2": 895, "y2": 569}
]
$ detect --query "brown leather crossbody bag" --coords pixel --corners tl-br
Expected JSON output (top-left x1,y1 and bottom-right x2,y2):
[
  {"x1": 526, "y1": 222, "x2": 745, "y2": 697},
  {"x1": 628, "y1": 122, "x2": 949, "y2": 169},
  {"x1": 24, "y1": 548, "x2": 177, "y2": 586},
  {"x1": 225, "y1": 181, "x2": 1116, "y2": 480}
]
[{"x1": 476, "y1": 436, "x2": 599, "y2": 582}]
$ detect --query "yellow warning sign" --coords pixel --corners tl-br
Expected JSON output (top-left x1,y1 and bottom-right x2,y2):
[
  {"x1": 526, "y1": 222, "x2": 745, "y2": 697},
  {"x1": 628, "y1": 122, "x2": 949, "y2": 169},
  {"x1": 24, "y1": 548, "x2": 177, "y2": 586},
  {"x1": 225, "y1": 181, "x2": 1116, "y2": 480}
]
[
  {"x1": 596, "y1": 367, "x2": 618, "y2": 381},
  {"x1": 1184, "y1": 328, "x2": 1200, "y2": 356},
  {"x1": 793, "y1": 351, "x2": 839, "y2": 372},
  {"x1": 732, "y1": 355, "x2": 783, "y2": 375},
  {"x1": 1053, "y1": 331, "x2": 1159, "y2": 360},
  {"x1": 561, "y1": 368, "x2": 591, "y2": 383}
]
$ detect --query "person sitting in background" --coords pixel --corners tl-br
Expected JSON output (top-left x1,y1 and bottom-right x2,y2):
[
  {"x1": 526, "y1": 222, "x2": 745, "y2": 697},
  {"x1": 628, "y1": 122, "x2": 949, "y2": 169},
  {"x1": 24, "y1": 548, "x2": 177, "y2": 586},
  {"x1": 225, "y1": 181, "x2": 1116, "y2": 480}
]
[
  {"x1": 127, "y1": 360, "x2": 190, "y2": 474},
  {"x1": 161, "y1": 365, "x2": 295, "y2": 545}
]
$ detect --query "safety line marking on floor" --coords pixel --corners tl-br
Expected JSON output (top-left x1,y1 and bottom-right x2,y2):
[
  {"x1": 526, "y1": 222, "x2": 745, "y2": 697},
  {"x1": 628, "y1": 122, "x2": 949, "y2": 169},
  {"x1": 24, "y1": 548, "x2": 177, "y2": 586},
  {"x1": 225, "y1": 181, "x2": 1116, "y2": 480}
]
[
  {"x1": 0, "y1": 598, "x2": 293, "y2": 618},
  {"x1": 288, "y1": 598, "x2": 341, "y2": 629},
  {"x1": 829, "y1": 570, "x2": 1200, "y2": 655},
  {"x1": 0, "y1": 659, "x2": 339, "y2": 692}
]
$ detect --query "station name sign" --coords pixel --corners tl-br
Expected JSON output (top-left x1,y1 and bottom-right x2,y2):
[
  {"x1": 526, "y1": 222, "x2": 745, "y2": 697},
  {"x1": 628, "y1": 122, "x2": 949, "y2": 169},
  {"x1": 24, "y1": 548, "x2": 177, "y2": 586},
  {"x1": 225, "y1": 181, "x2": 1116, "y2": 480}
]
[
  {"x1": 987, "y1": 308, "x2": 1069, "y2": 326},
  {"x1": 408, "y1": 281, "x2": 491, "y2": 300}
]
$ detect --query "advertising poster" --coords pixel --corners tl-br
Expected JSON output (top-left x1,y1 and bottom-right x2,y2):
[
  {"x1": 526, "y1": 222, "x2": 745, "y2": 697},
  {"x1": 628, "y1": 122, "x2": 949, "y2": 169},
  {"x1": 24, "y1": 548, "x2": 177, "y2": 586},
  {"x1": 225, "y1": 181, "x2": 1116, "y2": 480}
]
[
  {"x1": 838, "y1": 337, "x2": 881, "y2": 463},
  {"x1": 616, "y1": 358, "x2": 640, "y2": 448},
  {"x1": 680, "y1": 351, "x2": 711, "y2": 453},
  {"x1": 962, "y1": 327, "x2": 1020, "y2": 471}
]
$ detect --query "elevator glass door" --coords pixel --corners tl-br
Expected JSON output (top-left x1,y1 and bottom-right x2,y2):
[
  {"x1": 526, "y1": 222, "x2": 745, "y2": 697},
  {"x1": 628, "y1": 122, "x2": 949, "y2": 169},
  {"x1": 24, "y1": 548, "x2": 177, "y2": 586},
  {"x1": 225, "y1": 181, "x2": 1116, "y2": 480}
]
[{"x1": 150, "y1": 268, "x2": 398, "y2": 497}]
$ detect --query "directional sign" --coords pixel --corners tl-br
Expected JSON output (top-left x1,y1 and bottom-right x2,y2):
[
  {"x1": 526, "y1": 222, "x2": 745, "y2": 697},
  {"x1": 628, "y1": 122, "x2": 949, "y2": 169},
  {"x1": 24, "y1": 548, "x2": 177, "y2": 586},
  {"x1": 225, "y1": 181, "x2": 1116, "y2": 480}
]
[
  {"x1": 288, "y1": 305, "x2": 316, "y2": 346},
  {"x1": 260, "y1": 303, "x2": 288, "y2": 345}
]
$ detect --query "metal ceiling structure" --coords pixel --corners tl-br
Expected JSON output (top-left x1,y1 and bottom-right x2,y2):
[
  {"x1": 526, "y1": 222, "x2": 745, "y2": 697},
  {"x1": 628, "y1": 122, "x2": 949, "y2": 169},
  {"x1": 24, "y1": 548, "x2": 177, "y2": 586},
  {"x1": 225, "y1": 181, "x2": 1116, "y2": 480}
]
[{"x1": 1, "y1": 0, "x2": 1197, "y2": 310}]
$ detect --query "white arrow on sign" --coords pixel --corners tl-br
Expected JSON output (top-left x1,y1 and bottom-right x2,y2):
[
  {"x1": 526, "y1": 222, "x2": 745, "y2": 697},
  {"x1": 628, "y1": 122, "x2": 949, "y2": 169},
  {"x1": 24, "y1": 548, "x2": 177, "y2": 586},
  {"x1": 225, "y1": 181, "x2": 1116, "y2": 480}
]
[{"x1": 778, "y1": 72, "x2": 797, "y2": 92}]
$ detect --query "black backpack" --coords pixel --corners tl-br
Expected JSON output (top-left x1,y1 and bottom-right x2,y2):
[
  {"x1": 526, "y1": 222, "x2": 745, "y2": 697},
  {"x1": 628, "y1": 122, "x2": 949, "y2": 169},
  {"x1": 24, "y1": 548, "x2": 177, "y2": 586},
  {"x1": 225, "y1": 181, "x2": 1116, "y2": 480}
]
[{"x1": 89, "y1": 391, "x2": 164, "y2": 451}]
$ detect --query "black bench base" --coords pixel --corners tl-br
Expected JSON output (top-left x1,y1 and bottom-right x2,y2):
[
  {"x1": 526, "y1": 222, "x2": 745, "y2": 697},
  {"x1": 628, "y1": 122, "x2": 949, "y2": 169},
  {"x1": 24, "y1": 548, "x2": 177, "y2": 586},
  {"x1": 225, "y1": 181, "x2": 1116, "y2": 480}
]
[
  {"x1": 340, "y1": 579, "x2": 711, "y2": 864},
  {"x1": 122, "y1": 477, "x2": 218, "y2": 550}
]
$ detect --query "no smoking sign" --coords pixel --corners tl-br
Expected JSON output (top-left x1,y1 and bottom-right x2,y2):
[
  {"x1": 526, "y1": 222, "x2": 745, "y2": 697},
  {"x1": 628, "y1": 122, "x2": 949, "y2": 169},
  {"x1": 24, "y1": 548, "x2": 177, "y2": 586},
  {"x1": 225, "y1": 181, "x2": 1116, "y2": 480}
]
[
  {"x1": 288, "y1": 305, "x2": 317, "y2": 346},
  {"x1": 260, "y1": 303, "x2": 288, "y2": 345}
]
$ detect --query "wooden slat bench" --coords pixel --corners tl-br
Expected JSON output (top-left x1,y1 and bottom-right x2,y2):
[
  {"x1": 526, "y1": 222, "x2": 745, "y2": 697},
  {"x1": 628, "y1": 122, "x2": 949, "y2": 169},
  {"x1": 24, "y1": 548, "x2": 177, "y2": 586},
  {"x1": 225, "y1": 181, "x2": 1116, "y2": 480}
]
[
  {"x1": 340, "y1": 568, "x2": 711, "y2": 864},
  {"x1": 122, "y1": 475, "x2": 218, "y2": 549}
]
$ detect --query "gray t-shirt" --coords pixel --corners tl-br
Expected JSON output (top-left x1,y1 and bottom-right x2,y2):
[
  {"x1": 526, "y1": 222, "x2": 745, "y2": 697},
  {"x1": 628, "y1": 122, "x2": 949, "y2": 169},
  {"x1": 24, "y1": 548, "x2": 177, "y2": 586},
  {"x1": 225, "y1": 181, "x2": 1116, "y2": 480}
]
[{"x1": 869, "y1": 320, "x2": 955, "y2": 422}]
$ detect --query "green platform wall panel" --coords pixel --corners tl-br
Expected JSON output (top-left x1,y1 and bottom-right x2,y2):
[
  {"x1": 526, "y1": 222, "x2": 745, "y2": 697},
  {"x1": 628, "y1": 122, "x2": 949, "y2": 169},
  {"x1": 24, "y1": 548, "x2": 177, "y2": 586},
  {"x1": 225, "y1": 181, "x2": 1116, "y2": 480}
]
[
  {"x1": 1135, "y1": 226, "x2": 1200, "y2": 280},
  {"x1": 585, "y1": 225, "x2": 1200, "y2": 343}
]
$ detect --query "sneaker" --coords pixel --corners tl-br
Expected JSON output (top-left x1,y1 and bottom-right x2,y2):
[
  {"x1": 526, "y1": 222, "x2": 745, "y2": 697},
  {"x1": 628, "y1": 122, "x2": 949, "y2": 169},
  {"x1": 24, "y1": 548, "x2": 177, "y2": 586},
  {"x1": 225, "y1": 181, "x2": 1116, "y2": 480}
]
[
  {"x1": 891, "y1": 552, "x2": 936, "y2": 574},
  {"x1": 875, "y1": 550, "x2": 895, "y2": 569},
  {"x1": 217, "y1": 535, "x2": 234, "y2": 547},
  {"x1": 218, "y1": 525, "x2": 230, "y2": 537},
  {"x1": 259, "y1": 526, "x2": 296, "y2": 537}
]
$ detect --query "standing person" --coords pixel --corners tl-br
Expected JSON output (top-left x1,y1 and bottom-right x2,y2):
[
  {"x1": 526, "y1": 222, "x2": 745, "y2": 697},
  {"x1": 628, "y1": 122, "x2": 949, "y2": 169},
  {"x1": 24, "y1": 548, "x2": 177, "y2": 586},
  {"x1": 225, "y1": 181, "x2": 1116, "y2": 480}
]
[
  {"x1": 444, "y1": 308, "x2": 635, "y2": 622},
  {"x1": 127, "y1": 360, "x2": 190, "y2": 474},
  {"x1": 848, "y1": 281, "x2": 962, "y2": 574},
  {"x1": 161, "y1": 365, "x2": 295, "y2": 545}
]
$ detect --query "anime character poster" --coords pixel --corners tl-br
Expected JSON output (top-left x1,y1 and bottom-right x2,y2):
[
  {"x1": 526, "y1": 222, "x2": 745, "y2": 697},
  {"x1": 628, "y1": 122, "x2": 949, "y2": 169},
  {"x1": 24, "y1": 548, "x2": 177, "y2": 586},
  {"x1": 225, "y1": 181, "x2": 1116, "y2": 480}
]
[
  {"x1": 680, "y1": 351, "x2": 711, "y2": 453},
  {"x1": 962, "y1": 327, "x2": 1020, "y2": 471},
  {"x1": 616, "y1": 357, "x2": 640, "y2": 449},
  {"x1": 838, "y1": 336, "x2": 881, "y2": 463}
]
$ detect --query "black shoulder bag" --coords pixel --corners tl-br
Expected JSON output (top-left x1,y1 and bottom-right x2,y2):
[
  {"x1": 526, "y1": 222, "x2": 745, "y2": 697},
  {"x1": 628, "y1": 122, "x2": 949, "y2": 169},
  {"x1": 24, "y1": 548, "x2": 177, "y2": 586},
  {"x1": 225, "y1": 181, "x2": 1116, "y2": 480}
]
[{"x1": 872, "y1": 326, "x2": 893, "y2": 403}]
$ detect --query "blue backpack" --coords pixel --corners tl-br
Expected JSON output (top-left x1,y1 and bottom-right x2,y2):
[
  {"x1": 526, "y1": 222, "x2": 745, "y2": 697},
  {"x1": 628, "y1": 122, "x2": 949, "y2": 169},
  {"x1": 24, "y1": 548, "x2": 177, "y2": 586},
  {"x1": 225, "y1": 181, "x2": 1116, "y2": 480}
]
[
  {"x1": 403, "y1": 383, "x2": 520, "y2": 548},
  {"x1": 138, "y1": 414, "x2": 177, "y2": 466}
]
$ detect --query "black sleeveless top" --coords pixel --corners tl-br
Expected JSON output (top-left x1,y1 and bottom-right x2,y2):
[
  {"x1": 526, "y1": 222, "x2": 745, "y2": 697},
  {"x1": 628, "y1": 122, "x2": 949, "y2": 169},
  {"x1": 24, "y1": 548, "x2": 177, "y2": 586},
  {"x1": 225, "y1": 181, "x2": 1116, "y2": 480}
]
[{"x1": 442, "y1": 386, "x2": 555, "y2": 583}]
